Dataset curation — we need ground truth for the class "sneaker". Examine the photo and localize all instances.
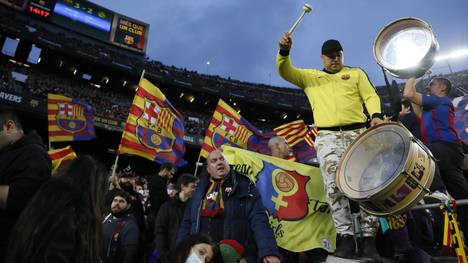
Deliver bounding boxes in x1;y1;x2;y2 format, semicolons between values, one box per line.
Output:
424;190;450;204
334;234;356;259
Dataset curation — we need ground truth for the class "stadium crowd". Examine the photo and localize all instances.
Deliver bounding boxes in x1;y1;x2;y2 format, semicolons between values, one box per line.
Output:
2;5;468;263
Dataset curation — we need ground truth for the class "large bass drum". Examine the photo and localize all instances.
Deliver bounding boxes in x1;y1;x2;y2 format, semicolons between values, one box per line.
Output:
336;123;435;216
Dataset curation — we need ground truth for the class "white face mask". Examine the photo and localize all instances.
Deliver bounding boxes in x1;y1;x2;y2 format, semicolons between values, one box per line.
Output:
185;252;203;263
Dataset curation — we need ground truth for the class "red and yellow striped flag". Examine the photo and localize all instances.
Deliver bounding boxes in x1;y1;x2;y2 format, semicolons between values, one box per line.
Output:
274;120;314;146
48;146;77;171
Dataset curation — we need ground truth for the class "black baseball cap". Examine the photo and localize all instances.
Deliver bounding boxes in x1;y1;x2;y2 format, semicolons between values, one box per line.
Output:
321;39;343;55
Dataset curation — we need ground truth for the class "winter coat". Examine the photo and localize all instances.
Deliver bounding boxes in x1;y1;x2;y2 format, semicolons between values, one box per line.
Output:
154;194;187;263
177;170;279;263
0;130;51;256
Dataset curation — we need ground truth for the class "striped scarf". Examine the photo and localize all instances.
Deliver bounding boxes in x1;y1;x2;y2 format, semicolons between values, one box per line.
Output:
200;177;227;217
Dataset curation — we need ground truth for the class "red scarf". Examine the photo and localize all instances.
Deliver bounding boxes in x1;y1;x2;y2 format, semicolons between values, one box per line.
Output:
200;177;227;217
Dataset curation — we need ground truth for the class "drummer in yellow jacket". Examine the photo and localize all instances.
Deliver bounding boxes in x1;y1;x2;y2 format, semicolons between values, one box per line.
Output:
276;32;384;261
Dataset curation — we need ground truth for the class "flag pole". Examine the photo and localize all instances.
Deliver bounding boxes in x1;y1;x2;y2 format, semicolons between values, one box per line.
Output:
194;153;203;177
48;141;53;150
139;69;146;83
111;153;120;177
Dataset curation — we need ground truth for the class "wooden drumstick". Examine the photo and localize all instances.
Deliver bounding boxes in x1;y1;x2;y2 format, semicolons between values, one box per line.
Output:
288;4;313;35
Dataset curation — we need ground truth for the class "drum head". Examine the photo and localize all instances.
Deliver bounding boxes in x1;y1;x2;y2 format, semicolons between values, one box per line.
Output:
374;17;438;78
338;123;412;199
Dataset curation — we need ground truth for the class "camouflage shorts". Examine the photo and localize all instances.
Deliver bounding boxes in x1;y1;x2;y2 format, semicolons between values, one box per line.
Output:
315;129;378;237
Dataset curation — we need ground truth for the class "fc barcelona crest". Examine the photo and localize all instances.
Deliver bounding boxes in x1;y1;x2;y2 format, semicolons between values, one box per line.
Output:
56;102;86;133
212;114;253;148
136;98;176;152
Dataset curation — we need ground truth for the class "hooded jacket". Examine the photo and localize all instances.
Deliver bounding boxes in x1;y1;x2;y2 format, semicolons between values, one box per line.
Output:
0;130;51;255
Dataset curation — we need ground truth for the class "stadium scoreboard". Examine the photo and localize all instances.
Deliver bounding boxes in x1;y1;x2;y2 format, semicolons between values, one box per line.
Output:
3;0;149;54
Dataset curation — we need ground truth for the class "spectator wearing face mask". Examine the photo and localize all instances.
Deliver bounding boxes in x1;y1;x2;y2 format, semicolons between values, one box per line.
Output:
169;233;216;263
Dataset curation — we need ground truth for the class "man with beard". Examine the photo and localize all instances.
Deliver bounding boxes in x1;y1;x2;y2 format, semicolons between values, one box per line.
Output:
118;172;146;233
103;191;140;263
0;107;51;259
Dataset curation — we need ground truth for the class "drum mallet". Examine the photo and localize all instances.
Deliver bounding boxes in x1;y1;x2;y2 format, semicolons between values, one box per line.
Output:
288;4;313;35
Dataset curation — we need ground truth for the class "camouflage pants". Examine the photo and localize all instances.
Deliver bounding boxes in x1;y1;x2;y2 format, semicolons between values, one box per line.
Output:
315;129;379;237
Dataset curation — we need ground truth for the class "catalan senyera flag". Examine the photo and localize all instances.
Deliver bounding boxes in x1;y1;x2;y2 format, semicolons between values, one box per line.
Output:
221;145;336;252
48;146;77;170
118;78;187;166
274;120;317;163
200;99;273;158
48;94;96;142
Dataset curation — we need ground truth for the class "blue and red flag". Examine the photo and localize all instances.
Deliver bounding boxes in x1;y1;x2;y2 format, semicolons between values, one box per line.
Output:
454;95;468;145
48;94;96;142
118;78;187;166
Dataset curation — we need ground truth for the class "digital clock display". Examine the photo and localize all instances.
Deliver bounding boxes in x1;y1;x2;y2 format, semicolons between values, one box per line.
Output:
26;0;55;19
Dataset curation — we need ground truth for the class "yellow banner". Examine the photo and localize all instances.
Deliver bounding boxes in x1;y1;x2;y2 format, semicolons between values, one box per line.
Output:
221;145;336;252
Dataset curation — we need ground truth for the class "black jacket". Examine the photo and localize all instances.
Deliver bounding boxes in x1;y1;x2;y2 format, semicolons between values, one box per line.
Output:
103;213;140;263
148;175;168;217
154;194;187;263
0;131;51;255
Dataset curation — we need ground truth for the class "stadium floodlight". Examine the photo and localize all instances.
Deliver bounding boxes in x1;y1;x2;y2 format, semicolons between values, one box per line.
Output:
435;48;468;61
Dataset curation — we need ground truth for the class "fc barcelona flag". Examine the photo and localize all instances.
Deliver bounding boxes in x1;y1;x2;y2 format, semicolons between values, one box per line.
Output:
118;78;187;166
221;145;336;252
200;99;273;158
454;95;468;145
274;120;317;163
48;94;96;142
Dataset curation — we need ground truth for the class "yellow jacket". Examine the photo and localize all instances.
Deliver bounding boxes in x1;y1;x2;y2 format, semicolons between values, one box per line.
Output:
276;53;382;128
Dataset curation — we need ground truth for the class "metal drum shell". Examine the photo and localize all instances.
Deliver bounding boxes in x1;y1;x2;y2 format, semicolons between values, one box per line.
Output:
373;17;439;79
336;123;435;216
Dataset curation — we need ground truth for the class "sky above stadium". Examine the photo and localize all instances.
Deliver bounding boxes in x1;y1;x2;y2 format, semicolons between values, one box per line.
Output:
93;0;468;88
